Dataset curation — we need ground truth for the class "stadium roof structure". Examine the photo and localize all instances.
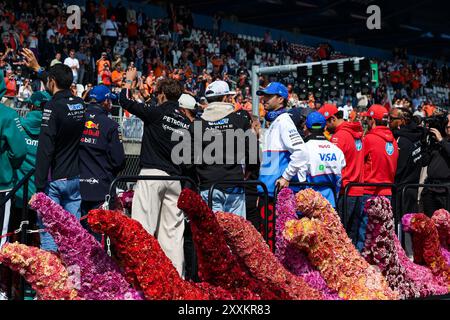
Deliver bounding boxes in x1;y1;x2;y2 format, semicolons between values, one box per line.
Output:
165;0;450;60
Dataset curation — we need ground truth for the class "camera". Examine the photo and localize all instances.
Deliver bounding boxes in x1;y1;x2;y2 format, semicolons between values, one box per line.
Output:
424;112;449;147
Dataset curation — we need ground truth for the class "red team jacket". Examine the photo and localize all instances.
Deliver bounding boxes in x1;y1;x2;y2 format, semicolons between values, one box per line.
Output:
331;122;365;196
363;126;399;195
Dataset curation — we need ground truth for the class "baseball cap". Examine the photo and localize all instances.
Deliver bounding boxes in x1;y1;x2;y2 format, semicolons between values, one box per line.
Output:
205;80;236;98
256;82;288;99
89;85;117;103
306;111;326;129
178;94;197;110
367;104;388;120
25;91;52;108
318;103;339;120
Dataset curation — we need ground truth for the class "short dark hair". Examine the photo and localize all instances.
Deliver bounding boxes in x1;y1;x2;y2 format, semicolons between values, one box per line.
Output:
334;110;344;120
47;64;73;90
156;78;182;101
374;119;389;126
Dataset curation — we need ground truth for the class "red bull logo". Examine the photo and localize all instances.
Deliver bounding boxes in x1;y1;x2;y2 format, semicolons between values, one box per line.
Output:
85;121;99;130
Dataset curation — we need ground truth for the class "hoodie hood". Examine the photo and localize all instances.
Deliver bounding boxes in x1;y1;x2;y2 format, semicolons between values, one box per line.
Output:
20;111;42;138
393;121;424;143
201;102;235;122
369;126;395;142
0;69;6;100
335;121;363;139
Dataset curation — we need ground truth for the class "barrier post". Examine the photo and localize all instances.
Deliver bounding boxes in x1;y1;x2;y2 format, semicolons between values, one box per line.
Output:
107;175;199;282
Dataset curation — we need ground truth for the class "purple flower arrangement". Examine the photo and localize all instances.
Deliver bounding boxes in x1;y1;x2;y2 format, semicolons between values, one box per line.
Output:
275;188;340;300
29;193;143;300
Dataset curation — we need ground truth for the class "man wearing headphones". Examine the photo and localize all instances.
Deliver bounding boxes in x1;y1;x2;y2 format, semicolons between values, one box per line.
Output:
257;82;307;197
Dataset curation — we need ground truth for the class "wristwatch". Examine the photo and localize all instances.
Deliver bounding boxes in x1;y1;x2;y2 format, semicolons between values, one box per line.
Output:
37;66;45;76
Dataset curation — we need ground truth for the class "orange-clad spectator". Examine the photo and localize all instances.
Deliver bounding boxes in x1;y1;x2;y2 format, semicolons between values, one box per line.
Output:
98;0;108;21
259;102;266;118
111;67;124;87
100;64;112;86
349;109;357;122
97;52;111;74
423;102;436;117
127;18;139;41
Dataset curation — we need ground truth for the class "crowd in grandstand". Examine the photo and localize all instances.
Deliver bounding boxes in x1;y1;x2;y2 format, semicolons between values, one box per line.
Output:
0;0;449;300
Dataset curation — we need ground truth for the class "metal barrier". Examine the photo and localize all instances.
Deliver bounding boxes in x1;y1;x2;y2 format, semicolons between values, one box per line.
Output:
108;175;198;208
207;180;270;246
272;182;337;250
342;182;396;233
108;175;199;281
398;183;450;247
0;169;34;300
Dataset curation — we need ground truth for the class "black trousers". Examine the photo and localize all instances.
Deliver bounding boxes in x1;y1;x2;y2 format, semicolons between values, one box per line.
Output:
421;188;450;217
80;200;104;242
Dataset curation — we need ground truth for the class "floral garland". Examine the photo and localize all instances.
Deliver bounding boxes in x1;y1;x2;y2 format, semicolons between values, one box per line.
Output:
393;236;448;296
0;242;79;300
289;189;398;300
432;209;450;250
87;208;235;300
177;188;284;300
402;213;450;288
284;217;397;300
362;196;421;299
29;193;142;300
274;188;340;299
215;211;323;300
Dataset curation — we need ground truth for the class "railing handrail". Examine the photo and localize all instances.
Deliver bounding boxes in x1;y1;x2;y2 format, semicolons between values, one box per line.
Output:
0;169;35;207
207;180;271;248
108;175;198;209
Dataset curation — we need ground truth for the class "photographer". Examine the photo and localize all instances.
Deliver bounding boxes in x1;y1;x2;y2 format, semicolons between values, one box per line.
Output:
421;113;450;216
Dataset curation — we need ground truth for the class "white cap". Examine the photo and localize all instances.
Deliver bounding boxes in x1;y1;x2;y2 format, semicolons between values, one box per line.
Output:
205;80;236;98
178;94;197;110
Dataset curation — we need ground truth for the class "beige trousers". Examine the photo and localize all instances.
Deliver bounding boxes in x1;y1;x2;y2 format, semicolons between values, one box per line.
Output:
132;168;185;277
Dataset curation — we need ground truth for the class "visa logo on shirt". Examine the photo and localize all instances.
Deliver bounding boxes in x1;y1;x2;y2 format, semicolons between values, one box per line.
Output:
319;153;337;161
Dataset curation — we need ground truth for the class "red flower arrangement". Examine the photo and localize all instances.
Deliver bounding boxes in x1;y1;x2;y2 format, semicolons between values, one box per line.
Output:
289;189;398;300
88;209;235;300
215;212;323;300
0;243;79;300
177;188;286;300
402;213;450;288
432;209;450;250
362;196;421;299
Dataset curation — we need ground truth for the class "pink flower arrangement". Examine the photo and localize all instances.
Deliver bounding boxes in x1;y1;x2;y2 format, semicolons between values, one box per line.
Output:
362;196;421;299
0;242;79;300
402;213;450;288
88;208;236;300
215;211;323;300
29;193;142;300
432;209;450;250
287;189;398;300
393;237;448;296
274;188;339;299
177;188;285;300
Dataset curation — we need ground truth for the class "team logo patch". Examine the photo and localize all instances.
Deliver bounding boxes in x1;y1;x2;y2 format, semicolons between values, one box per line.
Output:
67;103;84;111
355;139;362;151
386;142;394;156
